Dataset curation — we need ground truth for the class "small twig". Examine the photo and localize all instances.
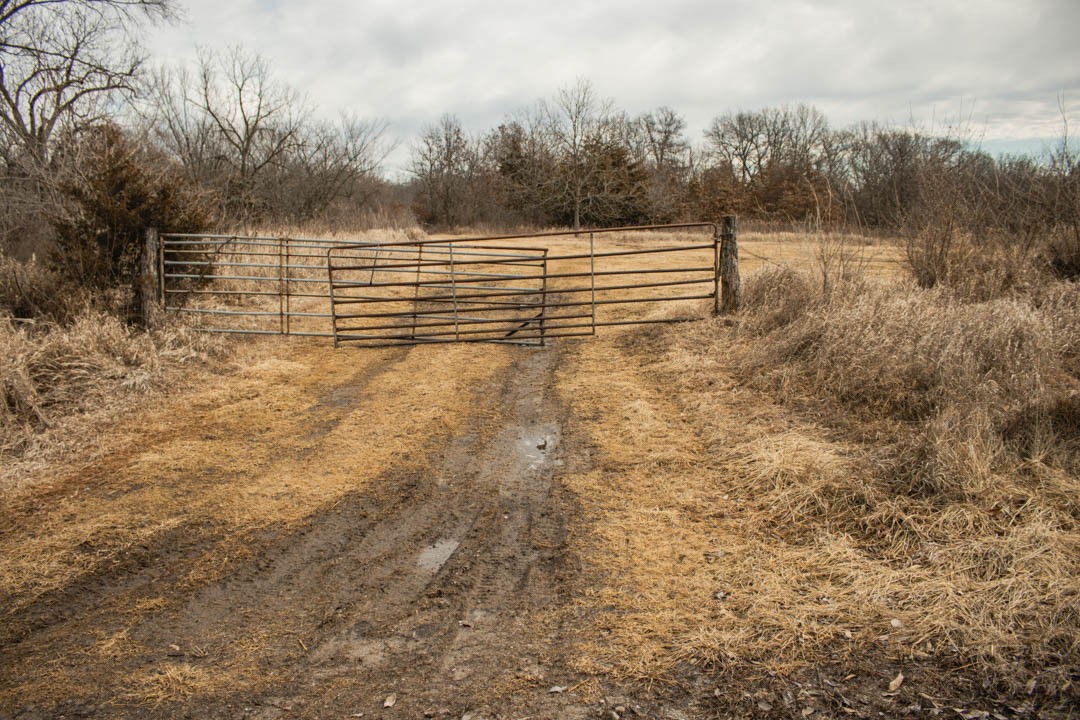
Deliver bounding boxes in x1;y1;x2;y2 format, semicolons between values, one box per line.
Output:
568;678;592;693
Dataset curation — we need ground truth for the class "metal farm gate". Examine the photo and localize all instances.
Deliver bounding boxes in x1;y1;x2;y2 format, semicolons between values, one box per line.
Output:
159;221;737;347
160;234;349;338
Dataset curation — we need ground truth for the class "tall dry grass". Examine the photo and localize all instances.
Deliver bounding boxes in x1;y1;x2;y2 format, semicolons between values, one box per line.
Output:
0;314;225;456
1;253;227;466
735;269;1080;491
672;261;1080;704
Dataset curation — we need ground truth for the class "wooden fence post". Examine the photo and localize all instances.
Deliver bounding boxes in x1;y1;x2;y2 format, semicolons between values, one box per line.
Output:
720;215;740;313
139;227;161;327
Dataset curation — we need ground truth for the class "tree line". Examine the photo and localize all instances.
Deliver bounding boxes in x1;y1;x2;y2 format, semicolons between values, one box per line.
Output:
0;0;396;319
409;81;1078;240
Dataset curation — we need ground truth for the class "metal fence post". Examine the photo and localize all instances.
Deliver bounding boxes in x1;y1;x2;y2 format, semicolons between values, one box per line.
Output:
410;244;424;340
284;237;291;336
589;231;596;334
448;242;460;341
540;249;548;346
327;246;341;347
278;237;286;334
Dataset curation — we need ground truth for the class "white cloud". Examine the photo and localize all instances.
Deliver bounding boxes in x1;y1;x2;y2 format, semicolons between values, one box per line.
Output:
149;0;1080;175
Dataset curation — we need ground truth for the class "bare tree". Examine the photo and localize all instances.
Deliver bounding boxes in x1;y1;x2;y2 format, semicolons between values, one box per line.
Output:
637;106;690;222
543;78;612;230
702;104;840;222
146;64;227;187
704;105;828;181
0;0;173;164
148;49;392;225
640;106;689;170
270;115;392;221
704;110;767;184
194;46;307;216
410;114;483;227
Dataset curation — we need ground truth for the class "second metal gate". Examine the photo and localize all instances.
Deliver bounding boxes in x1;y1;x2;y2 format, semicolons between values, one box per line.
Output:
326;223;722;348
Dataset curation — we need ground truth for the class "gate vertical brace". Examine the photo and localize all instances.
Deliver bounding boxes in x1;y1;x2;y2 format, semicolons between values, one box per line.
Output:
410;244;424;340
540;249;548;347
326;247;340;347
368;247;380;285
284;237;291;335
278;237;286;334
449;243;460;341
720;215;740;314
589;231;596;335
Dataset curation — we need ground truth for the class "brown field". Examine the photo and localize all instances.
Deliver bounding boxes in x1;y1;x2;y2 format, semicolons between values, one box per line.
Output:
1;229;1075;719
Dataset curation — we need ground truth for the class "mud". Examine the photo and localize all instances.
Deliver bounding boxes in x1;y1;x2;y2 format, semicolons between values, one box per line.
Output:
0;344;683;719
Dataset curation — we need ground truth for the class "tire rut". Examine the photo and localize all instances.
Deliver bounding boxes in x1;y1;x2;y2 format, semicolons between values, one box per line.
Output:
0;348;411;648
3;344;589;720
237;345;577;719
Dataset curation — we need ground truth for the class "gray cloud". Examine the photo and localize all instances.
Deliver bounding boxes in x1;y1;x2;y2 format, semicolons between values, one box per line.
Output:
149;0;1080;174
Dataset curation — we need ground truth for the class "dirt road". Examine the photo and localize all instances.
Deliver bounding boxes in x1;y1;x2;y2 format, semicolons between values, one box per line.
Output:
3;307;1065;719
0;332;710;719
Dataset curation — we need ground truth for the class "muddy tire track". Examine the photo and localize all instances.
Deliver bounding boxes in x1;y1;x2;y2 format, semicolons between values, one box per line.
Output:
258;346;576;719
1;345;602;720
0;349;412;651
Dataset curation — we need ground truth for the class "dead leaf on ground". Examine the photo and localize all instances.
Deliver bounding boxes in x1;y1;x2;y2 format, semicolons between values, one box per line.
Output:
889;672;905;692
383;694;396;708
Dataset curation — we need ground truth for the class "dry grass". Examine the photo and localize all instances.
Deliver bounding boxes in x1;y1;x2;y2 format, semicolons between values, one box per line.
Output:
124;662;220;705
1;247;233;472
0;313;226;465
0;253;91;323
554;239;1079;712
0;337;513;709
740;230;904;280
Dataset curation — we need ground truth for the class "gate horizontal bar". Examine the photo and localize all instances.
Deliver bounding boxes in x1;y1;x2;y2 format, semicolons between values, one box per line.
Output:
331;275;711;306
327;222;717;251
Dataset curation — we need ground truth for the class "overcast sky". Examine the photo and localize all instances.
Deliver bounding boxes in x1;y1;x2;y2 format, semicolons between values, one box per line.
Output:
148;0;1080;177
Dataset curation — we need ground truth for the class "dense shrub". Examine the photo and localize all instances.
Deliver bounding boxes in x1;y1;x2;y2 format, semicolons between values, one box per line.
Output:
47;123;211;322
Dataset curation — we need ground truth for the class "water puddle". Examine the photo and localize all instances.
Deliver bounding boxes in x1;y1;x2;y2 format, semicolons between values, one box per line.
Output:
417;538;460;572
517;423;559;470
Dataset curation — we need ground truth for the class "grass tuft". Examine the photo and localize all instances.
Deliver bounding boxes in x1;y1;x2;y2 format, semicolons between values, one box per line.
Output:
0;311;226;462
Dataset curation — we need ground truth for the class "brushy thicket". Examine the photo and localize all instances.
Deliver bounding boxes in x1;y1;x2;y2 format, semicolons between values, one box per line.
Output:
711;246;1080;702
0;253;225;459
0;121;229;461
